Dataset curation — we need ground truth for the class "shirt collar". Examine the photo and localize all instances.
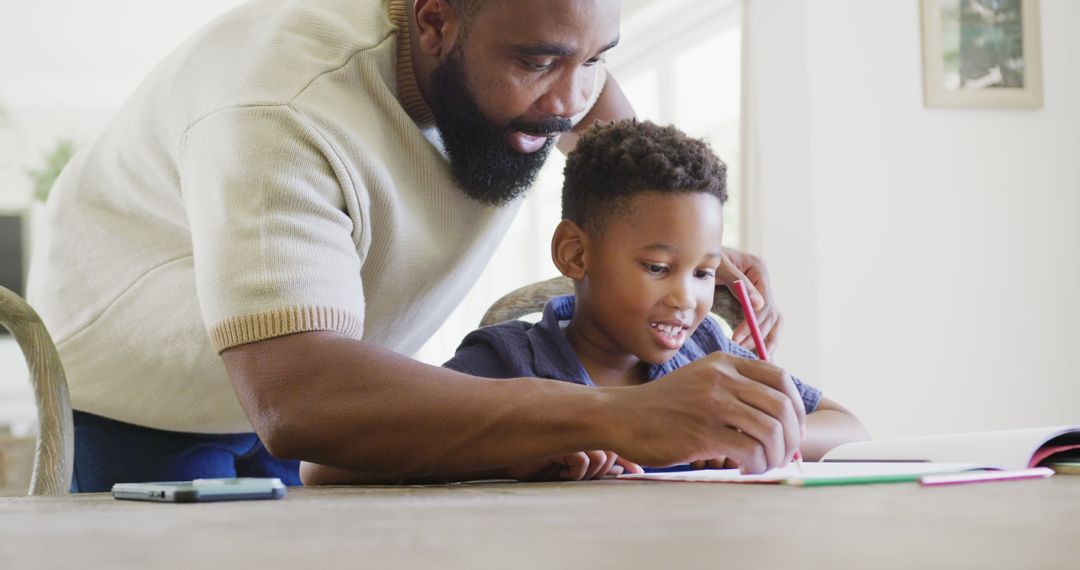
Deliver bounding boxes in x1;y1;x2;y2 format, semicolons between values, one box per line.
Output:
530;295;594;386
387;0;436;126
532;294;713;385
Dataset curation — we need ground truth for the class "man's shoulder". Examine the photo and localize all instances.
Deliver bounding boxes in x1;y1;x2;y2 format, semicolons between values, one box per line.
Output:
166;0;398;128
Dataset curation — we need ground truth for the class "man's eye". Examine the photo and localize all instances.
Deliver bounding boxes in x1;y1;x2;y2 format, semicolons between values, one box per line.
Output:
523;59;555;71
585;56;605;66
643;263;668;275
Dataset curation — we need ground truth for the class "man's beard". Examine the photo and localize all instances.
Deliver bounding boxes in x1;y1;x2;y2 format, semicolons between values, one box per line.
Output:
429;47;571;207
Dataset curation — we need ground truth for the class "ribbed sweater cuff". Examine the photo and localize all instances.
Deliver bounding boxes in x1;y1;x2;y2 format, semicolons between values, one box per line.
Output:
209;306;363;352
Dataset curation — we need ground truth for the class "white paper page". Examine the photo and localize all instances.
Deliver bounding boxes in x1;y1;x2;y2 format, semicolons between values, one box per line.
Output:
820;426;1079;470
617;462;989;484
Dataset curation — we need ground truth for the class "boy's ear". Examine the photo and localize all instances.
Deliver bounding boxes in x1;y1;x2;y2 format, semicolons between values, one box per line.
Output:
413;0;462;58
551;220;589;281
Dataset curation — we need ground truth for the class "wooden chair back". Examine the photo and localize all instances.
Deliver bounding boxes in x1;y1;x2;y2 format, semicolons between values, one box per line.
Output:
480;275;743;328
0;285;72;495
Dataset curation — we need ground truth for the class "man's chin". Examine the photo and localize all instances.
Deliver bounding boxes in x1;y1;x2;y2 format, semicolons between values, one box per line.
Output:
437;123;559;206
450;140;555;206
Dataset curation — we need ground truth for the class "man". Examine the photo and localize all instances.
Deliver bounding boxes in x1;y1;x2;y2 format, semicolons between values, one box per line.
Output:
29;0;798;491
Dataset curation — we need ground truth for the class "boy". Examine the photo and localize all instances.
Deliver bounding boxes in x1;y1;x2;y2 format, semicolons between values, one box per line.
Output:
443;120;868;479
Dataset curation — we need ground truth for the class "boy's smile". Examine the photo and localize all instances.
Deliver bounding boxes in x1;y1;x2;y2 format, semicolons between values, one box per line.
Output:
563;191;725;386
649;319;691;350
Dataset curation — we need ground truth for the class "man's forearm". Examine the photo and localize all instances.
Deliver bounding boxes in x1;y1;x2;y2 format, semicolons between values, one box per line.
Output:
223;332;618;479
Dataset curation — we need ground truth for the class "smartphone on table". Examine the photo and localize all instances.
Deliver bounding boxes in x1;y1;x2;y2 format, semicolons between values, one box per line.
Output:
112;477;286;503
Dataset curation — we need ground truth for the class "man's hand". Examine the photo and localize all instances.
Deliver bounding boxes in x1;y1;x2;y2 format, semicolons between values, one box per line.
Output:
611;352;806;474
716;247;784;354
507;451;643;481
689;457;738;470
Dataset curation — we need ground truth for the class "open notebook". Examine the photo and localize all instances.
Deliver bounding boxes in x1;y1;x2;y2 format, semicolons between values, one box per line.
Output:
618;425;1079;486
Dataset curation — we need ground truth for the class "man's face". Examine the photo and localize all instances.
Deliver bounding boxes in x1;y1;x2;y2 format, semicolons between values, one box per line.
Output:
578;192;725;365
429;0;621;206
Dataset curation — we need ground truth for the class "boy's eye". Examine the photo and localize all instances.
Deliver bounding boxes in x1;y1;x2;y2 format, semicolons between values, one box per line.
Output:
643;263;668;275
695;269;717;280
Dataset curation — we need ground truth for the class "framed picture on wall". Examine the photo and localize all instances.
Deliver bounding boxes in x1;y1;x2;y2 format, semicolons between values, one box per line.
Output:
920;0;1043;108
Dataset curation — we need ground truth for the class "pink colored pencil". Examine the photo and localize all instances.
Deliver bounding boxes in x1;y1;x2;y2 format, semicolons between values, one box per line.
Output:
731;280;770;362
731;280;801;466
919;467;1054;487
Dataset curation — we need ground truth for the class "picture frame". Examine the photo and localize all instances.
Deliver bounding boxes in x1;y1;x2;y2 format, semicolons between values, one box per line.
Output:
920;0;1043;108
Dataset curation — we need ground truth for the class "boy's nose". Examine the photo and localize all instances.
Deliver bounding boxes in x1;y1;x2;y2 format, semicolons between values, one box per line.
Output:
663;280;697;311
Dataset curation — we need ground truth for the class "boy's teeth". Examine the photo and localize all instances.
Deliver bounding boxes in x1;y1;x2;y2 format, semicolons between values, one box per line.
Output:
652;323;682;337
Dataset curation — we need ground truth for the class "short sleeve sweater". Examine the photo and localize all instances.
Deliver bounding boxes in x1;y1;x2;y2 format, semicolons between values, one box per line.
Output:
26;0;606;433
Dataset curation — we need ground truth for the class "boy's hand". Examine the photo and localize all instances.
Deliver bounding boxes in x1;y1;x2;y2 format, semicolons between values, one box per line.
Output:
610;352;805;474
716;247;784;354
506;451;643;481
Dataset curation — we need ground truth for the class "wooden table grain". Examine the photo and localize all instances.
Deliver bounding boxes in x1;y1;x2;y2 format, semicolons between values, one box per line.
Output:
2;477;1077;569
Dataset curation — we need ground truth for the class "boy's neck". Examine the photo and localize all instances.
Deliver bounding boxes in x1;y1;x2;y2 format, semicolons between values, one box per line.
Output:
563;310;649;388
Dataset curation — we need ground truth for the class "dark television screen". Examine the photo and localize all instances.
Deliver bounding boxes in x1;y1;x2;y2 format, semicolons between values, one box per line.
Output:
0;213;25;336
0;213;25;298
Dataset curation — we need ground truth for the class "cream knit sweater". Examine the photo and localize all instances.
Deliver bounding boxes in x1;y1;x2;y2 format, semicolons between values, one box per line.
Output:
27;0;601;433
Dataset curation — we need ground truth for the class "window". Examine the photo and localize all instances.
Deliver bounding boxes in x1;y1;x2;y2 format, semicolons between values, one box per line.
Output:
612;0;744;249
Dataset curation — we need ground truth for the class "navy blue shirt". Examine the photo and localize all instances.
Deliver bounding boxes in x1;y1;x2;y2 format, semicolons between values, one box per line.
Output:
444;295;821;413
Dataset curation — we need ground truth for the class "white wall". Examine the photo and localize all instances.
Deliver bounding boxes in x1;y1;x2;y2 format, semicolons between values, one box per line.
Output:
0;1;250;209
749;0;1080;438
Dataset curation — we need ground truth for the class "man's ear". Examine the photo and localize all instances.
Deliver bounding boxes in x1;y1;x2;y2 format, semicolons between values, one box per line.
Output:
413;0;462;58
551;220;589;281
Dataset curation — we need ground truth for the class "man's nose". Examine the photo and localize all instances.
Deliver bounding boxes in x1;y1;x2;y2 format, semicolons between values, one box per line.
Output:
534;66;593;119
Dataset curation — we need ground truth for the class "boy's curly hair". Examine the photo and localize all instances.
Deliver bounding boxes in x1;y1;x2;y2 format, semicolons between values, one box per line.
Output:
562;119;727;234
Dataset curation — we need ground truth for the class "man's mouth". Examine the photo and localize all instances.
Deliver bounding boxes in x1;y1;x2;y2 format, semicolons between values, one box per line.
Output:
507;130;557;154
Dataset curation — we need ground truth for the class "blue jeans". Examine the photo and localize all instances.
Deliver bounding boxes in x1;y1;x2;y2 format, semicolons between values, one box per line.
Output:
72;410;301;493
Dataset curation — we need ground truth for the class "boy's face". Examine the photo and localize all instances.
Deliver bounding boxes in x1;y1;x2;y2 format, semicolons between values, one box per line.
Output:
578;192;725;365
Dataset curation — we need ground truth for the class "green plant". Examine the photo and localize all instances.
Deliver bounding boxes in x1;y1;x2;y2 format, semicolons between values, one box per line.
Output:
26;139;77;202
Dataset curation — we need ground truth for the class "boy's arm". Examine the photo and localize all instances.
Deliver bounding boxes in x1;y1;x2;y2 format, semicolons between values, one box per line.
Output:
801;397;870;461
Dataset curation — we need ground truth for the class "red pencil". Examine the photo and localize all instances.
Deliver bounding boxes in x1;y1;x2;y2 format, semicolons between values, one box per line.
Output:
730;280;803;468
731;280;770;362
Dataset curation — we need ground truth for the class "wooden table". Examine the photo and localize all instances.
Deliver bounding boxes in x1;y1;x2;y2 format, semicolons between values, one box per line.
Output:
2;477;1077;569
